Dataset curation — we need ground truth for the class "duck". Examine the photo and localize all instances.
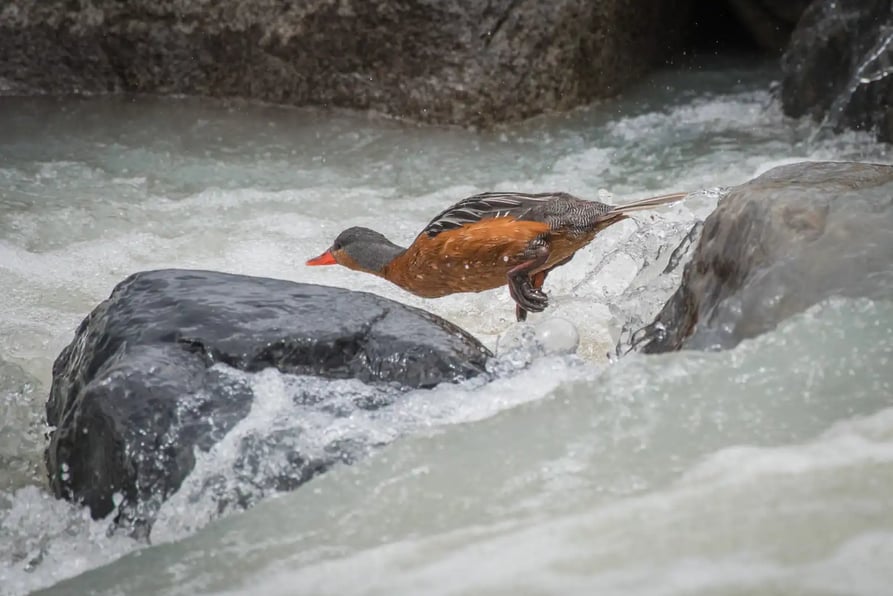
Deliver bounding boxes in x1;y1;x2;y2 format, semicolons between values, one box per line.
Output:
307;190;687;321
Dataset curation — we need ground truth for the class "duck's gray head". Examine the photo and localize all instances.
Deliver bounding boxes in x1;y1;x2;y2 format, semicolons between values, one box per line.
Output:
306;226;405;274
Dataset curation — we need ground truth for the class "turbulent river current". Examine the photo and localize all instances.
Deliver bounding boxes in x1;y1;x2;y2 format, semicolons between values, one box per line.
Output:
1;62;891;595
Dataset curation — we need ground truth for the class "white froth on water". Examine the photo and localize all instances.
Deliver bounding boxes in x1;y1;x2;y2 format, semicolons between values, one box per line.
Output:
1;62;892;594
0;486;139;596
149;353;590;545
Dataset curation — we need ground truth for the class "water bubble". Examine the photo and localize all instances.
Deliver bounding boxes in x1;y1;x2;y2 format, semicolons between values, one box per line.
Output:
534;318;580;355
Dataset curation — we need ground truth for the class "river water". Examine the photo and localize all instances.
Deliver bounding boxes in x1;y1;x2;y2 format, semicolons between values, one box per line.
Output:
1;62;891;595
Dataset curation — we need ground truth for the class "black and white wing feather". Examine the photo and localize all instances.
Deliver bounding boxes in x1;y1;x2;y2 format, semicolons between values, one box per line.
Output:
421;192;570;237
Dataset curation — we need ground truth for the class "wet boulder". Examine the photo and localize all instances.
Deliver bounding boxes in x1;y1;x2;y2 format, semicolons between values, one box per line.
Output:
45;269;490;532
780;0;893;143
642;161;893;352
0;0;691;127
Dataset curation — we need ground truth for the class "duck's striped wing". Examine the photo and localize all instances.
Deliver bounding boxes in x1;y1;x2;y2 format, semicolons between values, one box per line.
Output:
421;192;567;238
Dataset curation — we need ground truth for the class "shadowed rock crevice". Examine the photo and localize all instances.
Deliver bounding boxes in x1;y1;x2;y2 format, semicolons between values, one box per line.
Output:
685;0;810;55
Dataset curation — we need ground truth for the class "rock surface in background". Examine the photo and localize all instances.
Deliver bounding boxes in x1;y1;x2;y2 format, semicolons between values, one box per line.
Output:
642;161;893;352
0;0;692;127
781;0;893;142
45;269;490;531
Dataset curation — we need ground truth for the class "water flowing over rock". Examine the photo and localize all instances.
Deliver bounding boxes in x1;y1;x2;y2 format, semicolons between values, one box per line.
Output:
641;161;893;352
781;0;893;142
0;0;692;127
44;269;490;532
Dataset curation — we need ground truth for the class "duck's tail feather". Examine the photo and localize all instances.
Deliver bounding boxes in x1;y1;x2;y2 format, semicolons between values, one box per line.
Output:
607;191;688;215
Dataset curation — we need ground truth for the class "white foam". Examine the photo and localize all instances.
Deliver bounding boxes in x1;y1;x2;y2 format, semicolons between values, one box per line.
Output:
149;342;590;545
0;487;139;596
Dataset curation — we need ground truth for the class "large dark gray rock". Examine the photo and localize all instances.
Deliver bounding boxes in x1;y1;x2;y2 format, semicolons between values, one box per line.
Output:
45;269;490;532
641;161;893;352
0;0;692;127
781;0;893;143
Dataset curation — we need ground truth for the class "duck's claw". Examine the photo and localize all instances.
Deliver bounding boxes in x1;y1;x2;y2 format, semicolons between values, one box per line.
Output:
509;277;549;317
521;282;548;311
507;248;551;321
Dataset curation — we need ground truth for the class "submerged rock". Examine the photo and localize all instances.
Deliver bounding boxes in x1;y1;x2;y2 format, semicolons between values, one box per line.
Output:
45;269;490;531
642;161;893;352
0;0;691;127
781;0;893;143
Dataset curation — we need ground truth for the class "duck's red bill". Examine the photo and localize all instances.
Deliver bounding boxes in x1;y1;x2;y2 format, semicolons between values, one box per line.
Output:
306;250;337;266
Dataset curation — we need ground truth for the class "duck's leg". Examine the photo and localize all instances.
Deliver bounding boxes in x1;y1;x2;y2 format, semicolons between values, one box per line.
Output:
508;244;550;321
514;254;575;322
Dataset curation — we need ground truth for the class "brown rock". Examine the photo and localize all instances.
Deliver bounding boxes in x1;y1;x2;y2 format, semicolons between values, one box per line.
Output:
0;0;692;127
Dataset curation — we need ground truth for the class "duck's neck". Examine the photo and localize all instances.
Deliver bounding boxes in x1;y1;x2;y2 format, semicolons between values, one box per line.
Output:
354;238;407;276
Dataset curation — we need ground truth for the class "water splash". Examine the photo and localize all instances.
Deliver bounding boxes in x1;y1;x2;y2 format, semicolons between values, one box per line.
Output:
150;333;581;544
814;24;893;140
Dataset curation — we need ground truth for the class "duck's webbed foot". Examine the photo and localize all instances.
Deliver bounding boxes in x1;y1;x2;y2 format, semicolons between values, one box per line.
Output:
508;245;550;322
